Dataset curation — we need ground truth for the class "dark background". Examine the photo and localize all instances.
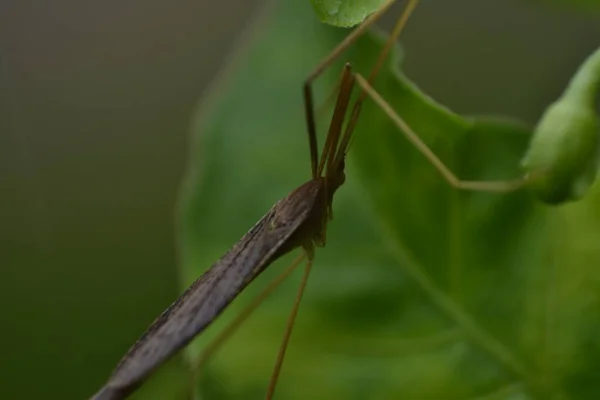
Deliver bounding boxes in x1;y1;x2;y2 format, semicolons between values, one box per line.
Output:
1;0;599;398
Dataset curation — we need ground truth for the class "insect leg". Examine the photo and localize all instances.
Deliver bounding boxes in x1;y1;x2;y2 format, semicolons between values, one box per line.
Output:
188;253;307;394
354;73;529;193
265;245;315;400
304;0;423;178
334;0;421;169
308;0;421;179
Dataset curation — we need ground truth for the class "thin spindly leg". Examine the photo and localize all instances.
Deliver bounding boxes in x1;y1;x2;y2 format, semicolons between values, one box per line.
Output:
315;66;346;121
265;246;315;400
304;0;421;178
316;0;420;123
312;64;356;226
337;0;420;164
320;63;355;179
354;73;529;192
188;253;307;394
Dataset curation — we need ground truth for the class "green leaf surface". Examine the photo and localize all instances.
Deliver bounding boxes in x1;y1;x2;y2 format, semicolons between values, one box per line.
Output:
177;0;600;399
310;0;386;27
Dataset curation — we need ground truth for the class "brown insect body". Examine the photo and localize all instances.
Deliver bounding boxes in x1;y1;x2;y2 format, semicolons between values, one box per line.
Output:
275;169;346;256
92;32;357;398
91;169;346;400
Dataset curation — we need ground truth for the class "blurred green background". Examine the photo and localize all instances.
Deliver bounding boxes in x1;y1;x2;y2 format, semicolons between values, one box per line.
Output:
1;0;600;399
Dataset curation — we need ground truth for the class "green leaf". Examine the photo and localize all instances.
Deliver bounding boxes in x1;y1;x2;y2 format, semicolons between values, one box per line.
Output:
350;29;600;398
178;0;600;399
309;0;386;27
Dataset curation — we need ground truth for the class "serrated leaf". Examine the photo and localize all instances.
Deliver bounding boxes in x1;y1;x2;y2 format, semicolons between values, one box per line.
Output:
177;0;600;399
310;0;386;27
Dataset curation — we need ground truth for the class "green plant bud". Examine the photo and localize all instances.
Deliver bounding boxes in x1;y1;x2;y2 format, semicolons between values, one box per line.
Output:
522;47;600;204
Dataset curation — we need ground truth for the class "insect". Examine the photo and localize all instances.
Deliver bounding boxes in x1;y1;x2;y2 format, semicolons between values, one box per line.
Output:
90;1;419;398
91;0;599;398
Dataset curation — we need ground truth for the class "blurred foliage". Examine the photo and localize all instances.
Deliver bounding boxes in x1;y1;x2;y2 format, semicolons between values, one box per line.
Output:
537;0;600;13
310;0;387;27
174;0;600;399
311;0;600;29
